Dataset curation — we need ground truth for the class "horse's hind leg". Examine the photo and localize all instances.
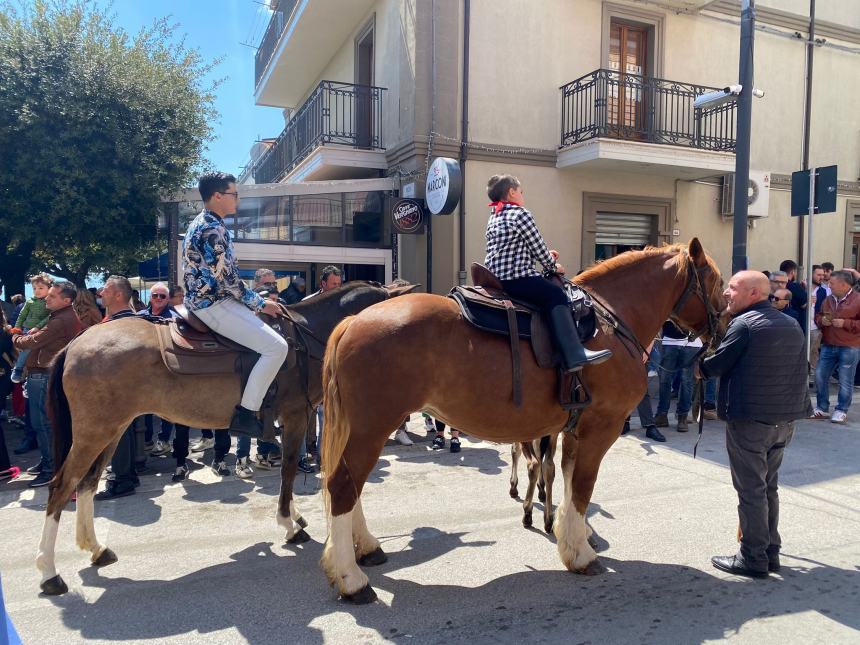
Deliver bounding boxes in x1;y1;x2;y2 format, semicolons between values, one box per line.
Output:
353;498;386;566
509;443;521;498
76;444;119;567
321;433;390;603
521;441;540;529
38;441;110;595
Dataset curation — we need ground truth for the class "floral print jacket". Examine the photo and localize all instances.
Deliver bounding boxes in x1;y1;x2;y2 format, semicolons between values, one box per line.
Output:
182;210;265;312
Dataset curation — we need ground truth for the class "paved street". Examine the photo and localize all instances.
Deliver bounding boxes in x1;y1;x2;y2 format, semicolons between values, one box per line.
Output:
2;397;859;644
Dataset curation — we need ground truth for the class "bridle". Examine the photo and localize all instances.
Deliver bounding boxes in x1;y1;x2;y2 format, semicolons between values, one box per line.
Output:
669;254;723;350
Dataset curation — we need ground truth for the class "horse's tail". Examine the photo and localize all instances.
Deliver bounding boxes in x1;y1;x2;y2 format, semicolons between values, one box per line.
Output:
321;315;357;511
47;346;73;473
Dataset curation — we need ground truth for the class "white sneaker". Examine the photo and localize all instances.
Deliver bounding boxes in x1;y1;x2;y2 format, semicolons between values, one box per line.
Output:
394;429;413;446
190;437;215;452
811;407;829;420
423;416;436;432
234;457;254;479
830;410;847;424
151;439;171;456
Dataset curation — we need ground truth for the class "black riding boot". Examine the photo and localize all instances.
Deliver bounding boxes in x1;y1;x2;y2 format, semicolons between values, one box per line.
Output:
229;405;263;438
548;305;613;371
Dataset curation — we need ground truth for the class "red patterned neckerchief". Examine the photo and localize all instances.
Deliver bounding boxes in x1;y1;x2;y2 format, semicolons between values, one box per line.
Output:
487;201;519;215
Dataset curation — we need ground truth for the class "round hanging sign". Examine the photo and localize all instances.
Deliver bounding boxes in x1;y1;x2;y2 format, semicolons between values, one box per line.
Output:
391;198;426;234
425;157;462;215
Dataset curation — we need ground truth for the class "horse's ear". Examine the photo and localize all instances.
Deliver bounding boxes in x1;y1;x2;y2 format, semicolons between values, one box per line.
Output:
384;282;421;297
688;238;707;267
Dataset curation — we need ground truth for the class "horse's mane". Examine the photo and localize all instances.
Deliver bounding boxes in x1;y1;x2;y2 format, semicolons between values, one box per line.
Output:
576;244;692;283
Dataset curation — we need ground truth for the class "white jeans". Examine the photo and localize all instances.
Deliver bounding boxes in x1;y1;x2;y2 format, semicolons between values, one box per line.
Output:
194;298;289;410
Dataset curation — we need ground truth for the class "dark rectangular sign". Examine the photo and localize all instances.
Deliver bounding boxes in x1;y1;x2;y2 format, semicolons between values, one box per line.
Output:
791;165;838;216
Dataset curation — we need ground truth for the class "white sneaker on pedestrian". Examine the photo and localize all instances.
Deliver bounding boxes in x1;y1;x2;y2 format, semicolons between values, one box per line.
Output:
830;410;847;424
151;439;171;456
190;437;215;452
394;429;413;446
423;416;435;433
811;407;829;420
234;457;254;479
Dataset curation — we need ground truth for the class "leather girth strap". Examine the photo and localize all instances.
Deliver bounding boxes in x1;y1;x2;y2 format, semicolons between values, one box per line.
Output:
502;298;523;408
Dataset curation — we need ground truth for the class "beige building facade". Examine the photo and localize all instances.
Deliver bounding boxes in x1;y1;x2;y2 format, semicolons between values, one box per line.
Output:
253;0;860;292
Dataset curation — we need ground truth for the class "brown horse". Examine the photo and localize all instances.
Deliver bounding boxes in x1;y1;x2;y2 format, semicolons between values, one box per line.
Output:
35;281;415;596
319;239;725;603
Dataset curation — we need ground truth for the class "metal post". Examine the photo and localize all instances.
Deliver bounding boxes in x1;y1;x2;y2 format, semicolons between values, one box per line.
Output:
802;0;816;369
167;202;179;289
732;0;755;274
806;168;816;365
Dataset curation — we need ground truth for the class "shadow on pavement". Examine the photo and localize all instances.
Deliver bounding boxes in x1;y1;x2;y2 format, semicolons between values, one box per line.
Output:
51;533;860;644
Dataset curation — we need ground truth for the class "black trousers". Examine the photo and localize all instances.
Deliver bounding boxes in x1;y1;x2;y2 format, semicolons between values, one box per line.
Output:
107;425;139;492
726;419;794;570
500;275;567;314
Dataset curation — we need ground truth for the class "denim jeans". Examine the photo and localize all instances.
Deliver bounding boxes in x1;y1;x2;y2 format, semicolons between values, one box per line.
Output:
657;345;698;418
815;344;860;412
26;373;52;474
705;377;717;407
237;434;251;460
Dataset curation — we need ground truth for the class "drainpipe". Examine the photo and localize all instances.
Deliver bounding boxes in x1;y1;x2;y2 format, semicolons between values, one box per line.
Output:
458;0;470;286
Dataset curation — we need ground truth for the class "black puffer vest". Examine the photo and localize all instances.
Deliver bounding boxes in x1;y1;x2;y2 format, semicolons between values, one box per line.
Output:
717;302;812;423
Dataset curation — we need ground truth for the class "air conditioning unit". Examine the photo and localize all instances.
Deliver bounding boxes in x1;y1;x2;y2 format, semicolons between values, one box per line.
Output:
720;171;770;218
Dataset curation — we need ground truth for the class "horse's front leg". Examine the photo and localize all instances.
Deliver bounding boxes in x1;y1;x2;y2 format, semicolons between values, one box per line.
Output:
555;421;614;575
277;410;312;544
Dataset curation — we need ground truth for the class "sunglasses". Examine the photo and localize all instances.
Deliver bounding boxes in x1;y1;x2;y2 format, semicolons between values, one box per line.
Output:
151;293;168;299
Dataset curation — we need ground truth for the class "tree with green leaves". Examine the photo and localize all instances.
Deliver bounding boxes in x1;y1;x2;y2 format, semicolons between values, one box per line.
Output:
0;0;217;294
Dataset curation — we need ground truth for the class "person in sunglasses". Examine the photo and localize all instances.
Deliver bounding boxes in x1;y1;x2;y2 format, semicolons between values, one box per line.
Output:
140;283;175;319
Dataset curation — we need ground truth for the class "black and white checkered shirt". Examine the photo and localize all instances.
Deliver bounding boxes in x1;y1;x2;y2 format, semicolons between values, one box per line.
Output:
484;204;557;280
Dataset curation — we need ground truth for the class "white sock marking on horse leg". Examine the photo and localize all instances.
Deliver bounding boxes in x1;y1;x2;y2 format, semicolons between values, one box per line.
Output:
278;500;298;539
36;515;60;583
352;499;379;558
321;511;368;596
75;489;105;559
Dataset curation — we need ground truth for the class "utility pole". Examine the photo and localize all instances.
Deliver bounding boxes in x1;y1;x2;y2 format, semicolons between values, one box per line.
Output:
732;0;756;274
802;0;816;364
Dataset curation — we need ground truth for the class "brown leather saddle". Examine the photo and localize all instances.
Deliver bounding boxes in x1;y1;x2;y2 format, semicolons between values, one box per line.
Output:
449;264;594;415
155;304;296;377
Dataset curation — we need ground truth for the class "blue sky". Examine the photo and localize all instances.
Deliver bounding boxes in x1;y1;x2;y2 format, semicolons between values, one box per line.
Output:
111;0;285;176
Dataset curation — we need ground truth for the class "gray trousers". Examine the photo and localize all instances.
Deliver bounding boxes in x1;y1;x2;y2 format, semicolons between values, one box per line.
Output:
725;419;794;569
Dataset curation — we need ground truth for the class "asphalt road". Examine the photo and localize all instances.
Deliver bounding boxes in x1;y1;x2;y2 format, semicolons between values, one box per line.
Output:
1;402;858;644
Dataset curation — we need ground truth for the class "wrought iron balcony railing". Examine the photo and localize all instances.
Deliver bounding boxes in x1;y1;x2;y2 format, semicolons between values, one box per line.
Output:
253;80;386;184
255;0;299;88
560;69;736;152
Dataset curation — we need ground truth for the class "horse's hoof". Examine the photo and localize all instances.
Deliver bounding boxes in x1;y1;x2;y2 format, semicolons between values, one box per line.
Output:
357;546;388;567
296;516;308;529
538;489;547;503
522;513;533;528
91;547;118;567
287;529;311;544
341;583;377;604
509;486;518;499
544;516;555;534
40;575;68;596
577;559;607;576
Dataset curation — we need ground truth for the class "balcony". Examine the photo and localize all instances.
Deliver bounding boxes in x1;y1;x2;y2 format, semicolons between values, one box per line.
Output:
254;0;376;107
253;80;386;184
558;69;737;179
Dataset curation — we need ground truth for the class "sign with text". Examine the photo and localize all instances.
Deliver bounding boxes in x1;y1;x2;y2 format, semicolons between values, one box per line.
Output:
425;157;462;215
391;198;426;234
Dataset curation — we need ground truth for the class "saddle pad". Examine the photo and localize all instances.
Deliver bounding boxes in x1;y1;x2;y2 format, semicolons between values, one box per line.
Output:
450;287;557;369
156;322;247;376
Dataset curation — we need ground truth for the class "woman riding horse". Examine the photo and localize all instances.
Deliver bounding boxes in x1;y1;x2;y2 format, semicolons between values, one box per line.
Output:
484;174;611;372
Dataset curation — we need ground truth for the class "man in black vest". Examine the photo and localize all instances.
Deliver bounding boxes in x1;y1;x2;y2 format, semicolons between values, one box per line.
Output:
699;271;811;578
